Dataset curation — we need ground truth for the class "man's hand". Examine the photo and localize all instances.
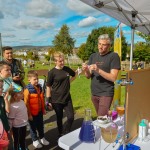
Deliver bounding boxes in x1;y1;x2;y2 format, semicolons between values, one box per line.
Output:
82;63;89;71
13;75;21;81
89;64;99;72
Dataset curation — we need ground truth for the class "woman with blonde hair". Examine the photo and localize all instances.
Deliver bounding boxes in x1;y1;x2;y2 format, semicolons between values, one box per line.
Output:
46;52;76;138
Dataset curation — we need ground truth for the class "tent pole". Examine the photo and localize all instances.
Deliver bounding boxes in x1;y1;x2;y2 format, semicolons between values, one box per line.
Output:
129;28;134;70
129;11;137;71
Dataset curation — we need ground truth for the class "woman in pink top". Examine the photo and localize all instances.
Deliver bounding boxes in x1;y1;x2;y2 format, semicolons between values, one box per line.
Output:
8;89;28;150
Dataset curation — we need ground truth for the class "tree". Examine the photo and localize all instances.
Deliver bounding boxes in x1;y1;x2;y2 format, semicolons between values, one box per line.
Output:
133;42;150;63
136;32;150;44
133;32;150;63
52;24;75;55
26;51;39;61
77;43;88;62
44;47;56;61
84;26;128;61
121;34;128;60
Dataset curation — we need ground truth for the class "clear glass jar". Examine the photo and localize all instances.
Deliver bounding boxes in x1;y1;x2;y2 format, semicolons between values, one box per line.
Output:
101;121;118;143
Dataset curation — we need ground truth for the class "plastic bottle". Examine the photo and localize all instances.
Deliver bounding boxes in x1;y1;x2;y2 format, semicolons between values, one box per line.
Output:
142;119;149;136
79;108;95;143
138;120;147;141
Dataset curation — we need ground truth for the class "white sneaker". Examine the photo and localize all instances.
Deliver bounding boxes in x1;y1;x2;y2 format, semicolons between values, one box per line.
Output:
40;137;49;145
33;140;43;148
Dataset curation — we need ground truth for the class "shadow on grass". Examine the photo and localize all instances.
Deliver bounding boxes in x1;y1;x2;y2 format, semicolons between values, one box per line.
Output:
74;106;83;111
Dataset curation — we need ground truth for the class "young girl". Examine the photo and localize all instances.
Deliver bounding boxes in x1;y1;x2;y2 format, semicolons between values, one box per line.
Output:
0;79;10;150
8;89;28;150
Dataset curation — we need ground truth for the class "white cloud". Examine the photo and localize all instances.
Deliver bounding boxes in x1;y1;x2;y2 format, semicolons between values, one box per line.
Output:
1;0;139;47
67;0;100;16
20;38;30;41
1;33;16;38
15;20;54;30
26;0;60;18
54;28;61;32
0;11;4;19
73;31;90;38
78;16;98;27
103;17;111;22
2;28;15;32
123;30;131;35
120;23;127;27
0;0;21;18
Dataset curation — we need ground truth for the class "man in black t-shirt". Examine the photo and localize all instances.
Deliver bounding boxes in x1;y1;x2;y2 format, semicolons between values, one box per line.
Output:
46;52;76;137
82;34;121;116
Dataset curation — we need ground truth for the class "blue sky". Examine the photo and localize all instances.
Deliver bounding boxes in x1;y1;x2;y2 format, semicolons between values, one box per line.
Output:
0;0;145;47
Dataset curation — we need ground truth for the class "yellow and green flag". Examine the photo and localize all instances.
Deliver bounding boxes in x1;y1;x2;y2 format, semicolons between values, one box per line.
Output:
113;23;122;108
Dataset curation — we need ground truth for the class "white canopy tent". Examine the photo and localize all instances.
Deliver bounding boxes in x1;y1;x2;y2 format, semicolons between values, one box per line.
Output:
80;0;150;70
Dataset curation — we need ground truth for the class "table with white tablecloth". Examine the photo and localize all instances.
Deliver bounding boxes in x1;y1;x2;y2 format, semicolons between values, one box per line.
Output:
58;120;150;150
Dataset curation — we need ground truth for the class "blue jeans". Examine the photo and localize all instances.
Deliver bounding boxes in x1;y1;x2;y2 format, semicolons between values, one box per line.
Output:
28;111;44;141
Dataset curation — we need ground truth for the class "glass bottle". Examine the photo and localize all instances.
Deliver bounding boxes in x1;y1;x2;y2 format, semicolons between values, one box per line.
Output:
79;108;95;143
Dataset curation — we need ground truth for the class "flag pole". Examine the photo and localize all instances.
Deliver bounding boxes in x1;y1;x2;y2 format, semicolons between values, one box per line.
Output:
0;33;3;61
113;23;122;107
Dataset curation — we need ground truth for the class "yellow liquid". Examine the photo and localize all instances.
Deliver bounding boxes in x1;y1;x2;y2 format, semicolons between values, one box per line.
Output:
101;127;118;143
116;107;125;116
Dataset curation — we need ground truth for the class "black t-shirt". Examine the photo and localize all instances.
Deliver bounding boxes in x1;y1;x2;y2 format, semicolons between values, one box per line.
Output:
46;66;75;104
88;51;121;96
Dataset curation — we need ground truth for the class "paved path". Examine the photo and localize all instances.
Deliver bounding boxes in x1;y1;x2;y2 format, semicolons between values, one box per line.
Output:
26;110;83;150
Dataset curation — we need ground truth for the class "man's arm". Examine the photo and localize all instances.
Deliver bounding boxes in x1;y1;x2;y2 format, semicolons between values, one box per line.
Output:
97;68;119;82
90;64;119;82
82;63;91;79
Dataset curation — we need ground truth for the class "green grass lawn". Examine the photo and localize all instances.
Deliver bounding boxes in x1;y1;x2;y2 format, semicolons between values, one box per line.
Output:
71;75;126;118
23;62;126;118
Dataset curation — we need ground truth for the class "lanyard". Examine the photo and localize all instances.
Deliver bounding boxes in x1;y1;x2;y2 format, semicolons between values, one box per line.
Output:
3;78;12;86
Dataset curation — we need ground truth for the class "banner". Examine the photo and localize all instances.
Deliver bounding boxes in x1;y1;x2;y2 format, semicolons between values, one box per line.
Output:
113;23;122;108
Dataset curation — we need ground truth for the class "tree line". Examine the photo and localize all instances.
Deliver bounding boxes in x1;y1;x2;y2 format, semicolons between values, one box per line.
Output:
46;24;150;64
15;24;150;64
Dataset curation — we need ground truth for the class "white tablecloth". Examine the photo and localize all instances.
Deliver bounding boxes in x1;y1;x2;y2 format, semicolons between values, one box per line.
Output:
58;120;124;150
58;120;150;150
